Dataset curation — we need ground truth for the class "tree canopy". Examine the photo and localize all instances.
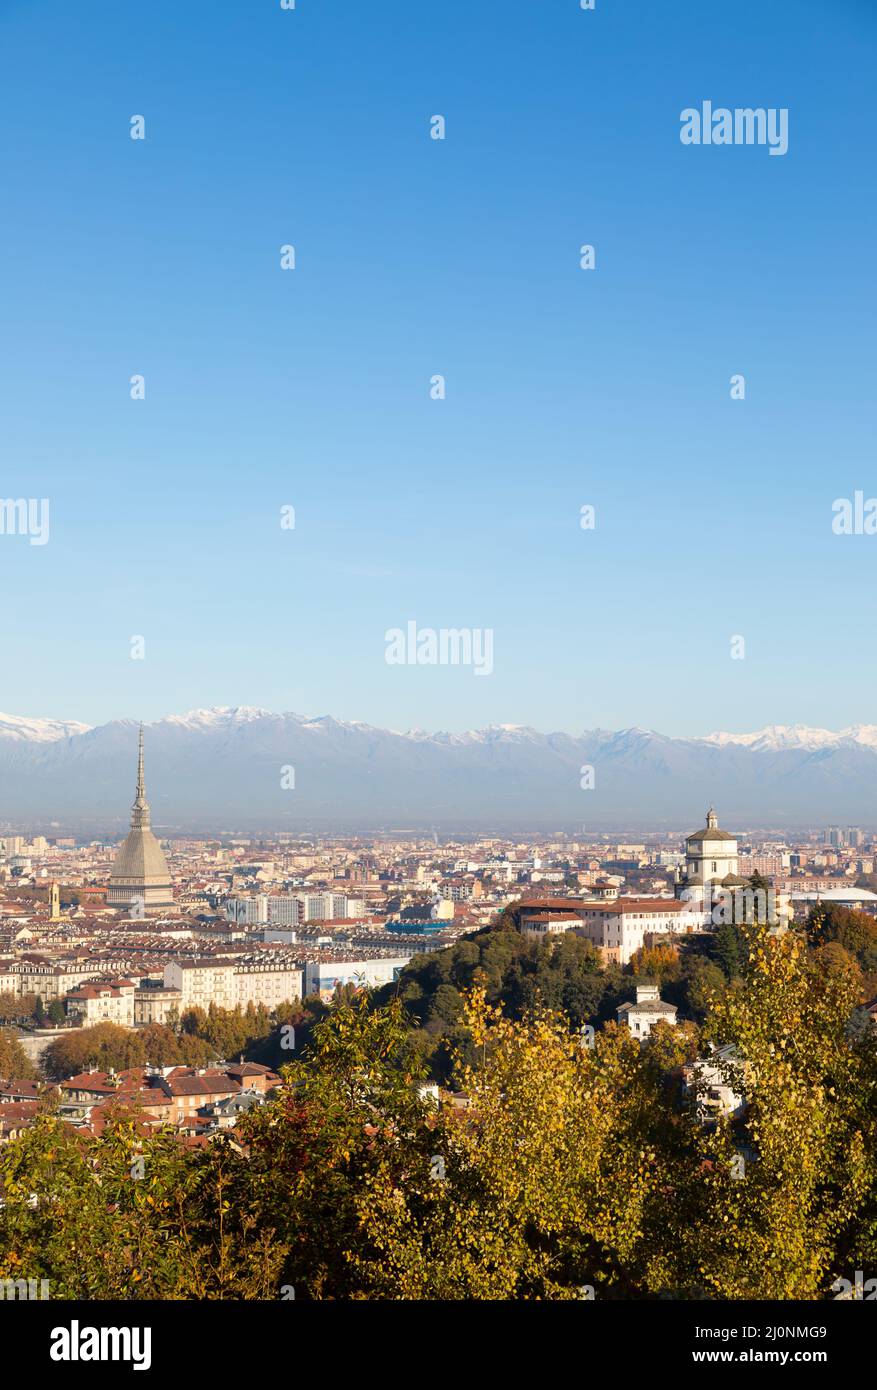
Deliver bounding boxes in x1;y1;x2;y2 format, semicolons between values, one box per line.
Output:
1;921;875;1300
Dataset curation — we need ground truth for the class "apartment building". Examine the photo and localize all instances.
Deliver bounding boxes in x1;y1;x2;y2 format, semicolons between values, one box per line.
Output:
163;959;236;1011
133;982;183;1026
519;910;584;942
225;896;296;927
66;979;136;1028
57;1063;283;1130
163;957;302;1012
233;961;302;1008
14;958;100;1002
739;853;790;876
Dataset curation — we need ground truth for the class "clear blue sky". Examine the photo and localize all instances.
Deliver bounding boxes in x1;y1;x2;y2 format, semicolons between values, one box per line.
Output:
1;0;874;736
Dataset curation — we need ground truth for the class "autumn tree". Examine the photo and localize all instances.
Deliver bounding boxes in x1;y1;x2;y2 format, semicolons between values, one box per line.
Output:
689;923;877;1298
808;903;877;974
342;993;704;1298
0;1028;37;1081
628;943;681;983
0;1102;283;1298
1;928;874;1302
42;1023;147;1080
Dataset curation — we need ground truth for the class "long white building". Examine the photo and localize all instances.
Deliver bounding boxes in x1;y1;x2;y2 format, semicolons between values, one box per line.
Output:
163;958;302;1012
224;894;366;927
519;897;696;966
302;956;410;999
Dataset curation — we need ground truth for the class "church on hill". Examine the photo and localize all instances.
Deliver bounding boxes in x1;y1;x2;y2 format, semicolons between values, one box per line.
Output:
675;807;748;919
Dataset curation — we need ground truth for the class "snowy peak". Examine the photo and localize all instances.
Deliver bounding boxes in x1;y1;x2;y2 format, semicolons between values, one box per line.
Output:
415;724;546;747
703;725;877;752
844;726;877;749
158;706;278;731
0;712;91;743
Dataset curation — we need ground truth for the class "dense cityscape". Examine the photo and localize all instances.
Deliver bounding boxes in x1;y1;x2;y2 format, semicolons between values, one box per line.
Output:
1;733;875;1154
1;747;875;1328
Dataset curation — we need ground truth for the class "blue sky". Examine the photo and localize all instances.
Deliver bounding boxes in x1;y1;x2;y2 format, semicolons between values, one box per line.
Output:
0;0;874;736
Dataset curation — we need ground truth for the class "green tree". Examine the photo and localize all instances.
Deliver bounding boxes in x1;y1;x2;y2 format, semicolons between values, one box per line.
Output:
711;920;746;980
681;955;728;1018
429;983;465;1025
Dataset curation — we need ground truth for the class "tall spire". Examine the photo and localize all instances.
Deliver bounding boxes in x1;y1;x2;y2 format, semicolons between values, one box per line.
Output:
131;723;150;829
109;719;172;912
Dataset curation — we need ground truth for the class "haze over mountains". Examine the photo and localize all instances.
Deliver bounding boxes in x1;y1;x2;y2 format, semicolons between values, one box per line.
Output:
0;707;874;833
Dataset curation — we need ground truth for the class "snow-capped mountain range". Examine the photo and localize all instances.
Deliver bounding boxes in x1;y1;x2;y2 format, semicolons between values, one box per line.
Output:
0;713;92;743
0;707;874;830
700;724;877;752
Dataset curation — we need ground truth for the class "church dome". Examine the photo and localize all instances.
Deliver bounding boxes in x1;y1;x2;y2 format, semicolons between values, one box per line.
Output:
686;807;737;843
111;826;171;885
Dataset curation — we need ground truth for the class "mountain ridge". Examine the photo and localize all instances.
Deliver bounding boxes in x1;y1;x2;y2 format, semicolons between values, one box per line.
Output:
0;708;874;831
3;707;877;752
